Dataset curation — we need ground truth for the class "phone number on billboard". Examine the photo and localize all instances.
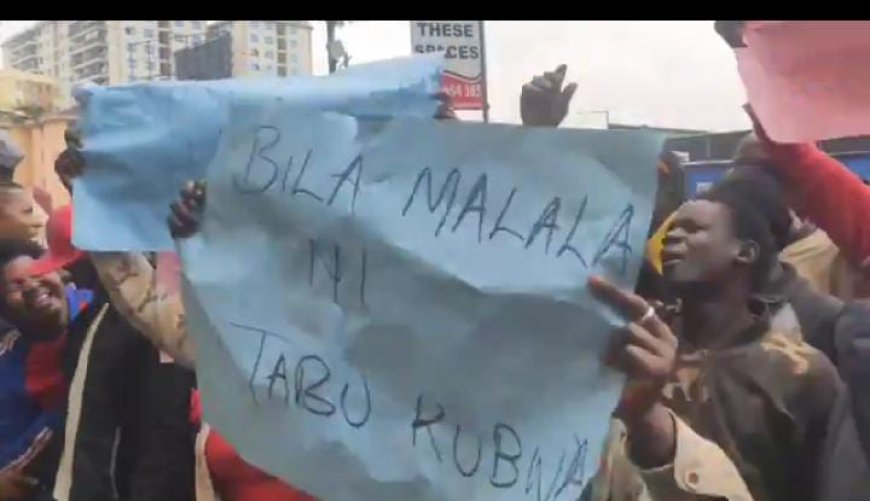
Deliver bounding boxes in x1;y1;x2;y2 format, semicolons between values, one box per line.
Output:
444;82;481;99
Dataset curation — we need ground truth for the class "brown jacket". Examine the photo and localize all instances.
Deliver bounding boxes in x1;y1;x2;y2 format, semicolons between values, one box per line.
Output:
590;310;841;501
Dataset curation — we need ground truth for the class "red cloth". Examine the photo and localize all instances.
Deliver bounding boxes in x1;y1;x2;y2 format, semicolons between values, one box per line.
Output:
190;390;315;501
755;121;870;264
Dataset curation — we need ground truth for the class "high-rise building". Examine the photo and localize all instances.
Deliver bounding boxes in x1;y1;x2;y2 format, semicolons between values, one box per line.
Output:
2;21;208;90
174;33;233;81
202;21;313;78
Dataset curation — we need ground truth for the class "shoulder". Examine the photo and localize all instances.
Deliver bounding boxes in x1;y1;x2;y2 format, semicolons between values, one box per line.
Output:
754;331;842;420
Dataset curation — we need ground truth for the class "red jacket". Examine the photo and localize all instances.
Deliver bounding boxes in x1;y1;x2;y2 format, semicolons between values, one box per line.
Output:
756;124;870;264
190;390;315;501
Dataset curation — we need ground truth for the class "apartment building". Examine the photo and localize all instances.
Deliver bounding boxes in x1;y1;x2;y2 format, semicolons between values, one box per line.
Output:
0;69;62;113
204;21;313;78
2;21;208;89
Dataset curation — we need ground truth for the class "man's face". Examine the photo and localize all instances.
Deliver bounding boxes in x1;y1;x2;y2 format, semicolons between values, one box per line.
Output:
0;190;43;242
1;255;67;331
661;199;744;289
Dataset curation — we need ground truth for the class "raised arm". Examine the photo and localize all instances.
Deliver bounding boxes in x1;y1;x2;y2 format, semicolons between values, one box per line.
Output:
89;251;194;368
749;109;870;265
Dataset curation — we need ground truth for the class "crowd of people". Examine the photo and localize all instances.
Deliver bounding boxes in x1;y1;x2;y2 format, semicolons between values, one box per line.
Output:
1;20;869;501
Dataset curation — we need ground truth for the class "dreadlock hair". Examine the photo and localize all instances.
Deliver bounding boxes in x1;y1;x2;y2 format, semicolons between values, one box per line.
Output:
697;183;778;293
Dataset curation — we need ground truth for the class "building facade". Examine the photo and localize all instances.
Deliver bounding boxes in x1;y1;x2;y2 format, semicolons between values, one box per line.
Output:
0;69;62;113
2;21;208;91
203;21;313;78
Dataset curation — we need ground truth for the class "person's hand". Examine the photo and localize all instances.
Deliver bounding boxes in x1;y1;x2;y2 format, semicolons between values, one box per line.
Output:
0;469;38;501
520;64;577;127
434;91;458;121
587;275;677;422
168;180;206;240
55;126;85;193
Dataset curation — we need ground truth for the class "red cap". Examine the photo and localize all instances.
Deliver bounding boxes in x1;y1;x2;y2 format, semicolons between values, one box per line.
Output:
30;204;85;276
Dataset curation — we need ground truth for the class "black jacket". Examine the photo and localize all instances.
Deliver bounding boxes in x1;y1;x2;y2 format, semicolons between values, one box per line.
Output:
43;283;194;501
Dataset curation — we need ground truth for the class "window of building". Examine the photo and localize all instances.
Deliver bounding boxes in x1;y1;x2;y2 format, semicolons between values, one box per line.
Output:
128;43;137;52
194;34;203;44
250;62;260;71
278;67;286;77
290;54;298;63
251;21;260;29
174;34;184;43
250;48;259;57
265;36;273;44
148;61;155;72
192;21;203;29
290;27;297;34
290;39;298;48
250;34;259;43
174;21;184;28
144;28;155;38
264;22;274;30
265;50;273;59
291;68;299;75
125;26;136;35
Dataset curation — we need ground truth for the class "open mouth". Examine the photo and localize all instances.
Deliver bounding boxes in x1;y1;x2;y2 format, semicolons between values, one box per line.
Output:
660;248;685;267
28;287;55;310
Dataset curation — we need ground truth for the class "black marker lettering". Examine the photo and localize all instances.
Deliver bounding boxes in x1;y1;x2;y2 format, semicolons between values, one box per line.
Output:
327;154;363;214
308;240;342;304
592;203;634;275
402;167;461;237
525;197;561;254
239;324;269;405
293;355;336;417
291;149;324;202
267;353;290;405
524;447;543;499
359;249;368;309
412;394;445;463
280;154;295;192
340;377;372;428
233;126;281;194
543;452;567;501
452;173;488;242
452;425;483;477
489;187;524;243
554;437;588;499
557;196;589;267
491;423;522;488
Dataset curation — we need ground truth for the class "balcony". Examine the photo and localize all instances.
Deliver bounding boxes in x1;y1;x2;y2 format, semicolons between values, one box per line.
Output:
68;21;105;38
71;47;107;69
75;60;107;80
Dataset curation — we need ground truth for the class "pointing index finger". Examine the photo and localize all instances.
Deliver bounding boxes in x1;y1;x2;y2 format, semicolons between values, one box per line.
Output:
587;275;649;322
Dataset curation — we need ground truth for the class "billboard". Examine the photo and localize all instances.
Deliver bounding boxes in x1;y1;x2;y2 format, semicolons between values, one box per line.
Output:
411;21;486;110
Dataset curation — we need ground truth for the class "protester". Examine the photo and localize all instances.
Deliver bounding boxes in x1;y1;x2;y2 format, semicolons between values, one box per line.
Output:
80;179;312;501
590;179;843;501
0;183;46;247
732;132;856;299
0;204;188;501
0;237;95;500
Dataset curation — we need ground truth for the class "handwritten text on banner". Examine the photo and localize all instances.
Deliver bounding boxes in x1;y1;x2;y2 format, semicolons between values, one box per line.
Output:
181;103;664;500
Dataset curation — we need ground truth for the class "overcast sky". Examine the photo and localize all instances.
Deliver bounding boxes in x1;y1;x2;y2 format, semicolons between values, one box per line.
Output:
0;20;750;131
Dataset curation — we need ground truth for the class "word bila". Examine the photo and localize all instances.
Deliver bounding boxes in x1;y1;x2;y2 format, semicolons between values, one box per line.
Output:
232;125;636;275
237;321;591;500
